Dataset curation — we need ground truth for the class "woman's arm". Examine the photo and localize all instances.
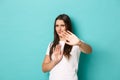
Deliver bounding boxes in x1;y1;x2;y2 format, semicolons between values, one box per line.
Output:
42;55;56;72
42;45;63;72
77;40;92;54
62;31;92;54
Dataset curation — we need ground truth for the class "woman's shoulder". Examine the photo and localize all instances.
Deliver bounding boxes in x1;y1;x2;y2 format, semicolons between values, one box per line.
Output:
47;41;53;47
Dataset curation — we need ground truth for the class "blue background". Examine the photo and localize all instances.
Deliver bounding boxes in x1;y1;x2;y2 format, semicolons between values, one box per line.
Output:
0;0;120;80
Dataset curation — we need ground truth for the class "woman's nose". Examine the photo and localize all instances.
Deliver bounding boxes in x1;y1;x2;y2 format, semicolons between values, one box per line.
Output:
59;26;61;30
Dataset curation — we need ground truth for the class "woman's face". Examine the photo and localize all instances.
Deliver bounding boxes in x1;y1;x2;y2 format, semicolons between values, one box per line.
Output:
55;19;66;37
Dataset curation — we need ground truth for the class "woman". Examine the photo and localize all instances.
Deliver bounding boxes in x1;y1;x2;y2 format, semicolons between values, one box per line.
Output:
42;14;92;80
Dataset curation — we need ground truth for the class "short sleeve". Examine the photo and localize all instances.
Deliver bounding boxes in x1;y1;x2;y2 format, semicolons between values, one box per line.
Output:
75;45;81;54
46;42;52;55
71;39;85;54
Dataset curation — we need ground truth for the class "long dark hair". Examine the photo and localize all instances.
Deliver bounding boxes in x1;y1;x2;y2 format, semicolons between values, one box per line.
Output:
49;14;73;60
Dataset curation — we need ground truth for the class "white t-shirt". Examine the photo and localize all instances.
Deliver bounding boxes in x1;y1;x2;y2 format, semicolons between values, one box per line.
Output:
46;41;81;80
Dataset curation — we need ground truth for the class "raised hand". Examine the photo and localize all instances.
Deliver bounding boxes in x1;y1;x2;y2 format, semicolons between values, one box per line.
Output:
52;44;63;64
62;31;80;46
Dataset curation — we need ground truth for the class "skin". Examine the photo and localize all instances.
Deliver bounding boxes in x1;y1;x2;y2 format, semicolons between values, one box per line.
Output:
42;20;92;72
55;20;67;41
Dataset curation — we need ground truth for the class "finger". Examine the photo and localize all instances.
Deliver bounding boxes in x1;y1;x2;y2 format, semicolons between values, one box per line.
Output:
53;47;57;55
60;50;63;55
64;31;74;40
63;33;71;42
53;47;55;52
59;51;63;60
62;32;68;38
65;41;71;45
57;45;61;54
55;45;59;52
62;32;70;39
67;30;74;35
55;44;61;54
54;45;59;54
63;31;71;36
62;34;69;41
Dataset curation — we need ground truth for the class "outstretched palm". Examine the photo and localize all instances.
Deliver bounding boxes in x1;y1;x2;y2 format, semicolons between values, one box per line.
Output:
52;45;63;64
62;31;80;45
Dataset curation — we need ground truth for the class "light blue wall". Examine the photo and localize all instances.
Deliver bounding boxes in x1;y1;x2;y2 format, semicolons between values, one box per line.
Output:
0;0;120;80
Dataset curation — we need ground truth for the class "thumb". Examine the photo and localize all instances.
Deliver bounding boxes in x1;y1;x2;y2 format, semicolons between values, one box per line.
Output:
58;51;63;60
65;41;71;45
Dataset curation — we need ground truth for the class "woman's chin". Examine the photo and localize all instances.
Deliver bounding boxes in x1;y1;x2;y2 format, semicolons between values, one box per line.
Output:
58;35;63;38
58;34;62;37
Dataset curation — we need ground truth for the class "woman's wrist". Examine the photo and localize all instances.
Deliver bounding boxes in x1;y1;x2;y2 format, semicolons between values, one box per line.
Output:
51;60;57;66
77;40;82;46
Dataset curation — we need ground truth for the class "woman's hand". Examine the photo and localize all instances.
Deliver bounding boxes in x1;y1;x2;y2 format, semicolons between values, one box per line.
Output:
62;31;92;53
62;31;80;46
52;45;63;64
42;45;63;72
